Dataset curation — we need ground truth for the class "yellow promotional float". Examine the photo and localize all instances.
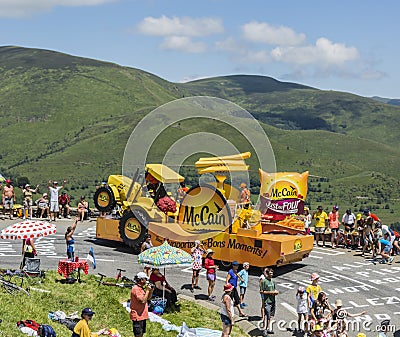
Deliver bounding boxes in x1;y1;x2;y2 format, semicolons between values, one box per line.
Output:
94;153;314;267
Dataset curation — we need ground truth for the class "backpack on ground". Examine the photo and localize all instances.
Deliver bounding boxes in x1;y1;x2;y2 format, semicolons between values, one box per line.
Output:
16;319;40;331
38;324;57;337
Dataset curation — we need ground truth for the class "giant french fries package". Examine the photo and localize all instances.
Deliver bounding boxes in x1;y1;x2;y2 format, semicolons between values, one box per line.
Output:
259;170;309;221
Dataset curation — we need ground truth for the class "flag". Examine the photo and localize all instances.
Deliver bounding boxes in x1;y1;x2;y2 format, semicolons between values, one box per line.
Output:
87;246;96;269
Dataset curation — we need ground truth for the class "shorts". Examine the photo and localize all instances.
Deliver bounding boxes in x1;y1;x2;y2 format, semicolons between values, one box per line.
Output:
231;287;241;306
383;245;392;254
206;273;216;282
50;201;59;212
264;301;276;320
24;198;33;208
132;320;146;337
220;314;232;326
315;227;325;234
330;228;339;239
240;286;247;295
3;198;13;209
364;233;373;244
344;224;355;233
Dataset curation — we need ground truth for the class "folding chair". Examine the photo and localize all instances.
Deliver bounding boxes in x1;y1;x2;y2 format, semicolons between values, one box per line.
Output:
23;258;45;279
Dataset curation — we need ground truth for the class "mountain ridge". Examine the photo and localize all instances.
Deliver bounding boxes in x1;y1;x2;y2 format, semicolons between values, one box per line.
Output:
1;46;400;223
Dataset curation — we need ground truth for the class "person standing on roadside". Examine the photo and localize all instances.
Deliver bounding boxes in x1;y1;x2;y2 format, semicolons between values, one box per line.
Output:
2;179;16;220
303;207;312;235
21;184;39;219
328;206;340;248
260;267;278;337
306;273;322;309
238;262;250;309
313;206;328;247
48;180;66;222
204;248;218;301
220;283;235;337
141;235;153;277
226;261;247;317
65;217;78;261
21;237;37;268
130;272;154;337
342;209;357;249
190;240;205;292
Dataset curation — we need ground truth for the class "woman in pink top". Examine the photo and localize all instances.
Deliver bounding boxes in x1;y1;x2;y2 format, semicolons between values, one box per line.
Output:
328;206;340;248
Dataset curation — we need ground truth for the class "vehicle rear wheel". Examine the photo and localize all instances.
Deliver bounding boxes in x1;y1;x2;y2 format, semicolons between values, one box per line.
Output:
93;186;116;213
118;210;149;254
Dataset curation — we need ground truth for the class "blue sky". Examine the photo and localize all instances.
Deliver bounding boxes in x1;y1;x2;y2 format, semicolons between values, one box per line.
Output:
0;0;398;98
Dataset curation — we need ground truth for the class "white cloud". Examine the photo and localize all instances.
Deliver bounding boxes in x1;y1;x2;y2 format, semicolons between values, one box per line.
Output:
242;21;305;46
270;37;360;65
137;15;224;37
160;36;206;53
0;0;116;18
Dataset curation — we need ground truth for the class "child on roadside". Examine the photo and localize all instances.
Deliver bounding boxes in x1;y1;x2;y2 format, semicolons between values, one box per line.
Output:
238;262;249;309
306;273;322;310
296;286;309;332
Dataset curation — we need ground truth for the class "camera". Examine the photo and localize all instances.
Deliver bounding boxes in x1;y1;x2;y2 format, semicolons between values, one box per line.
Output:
146;280;155;289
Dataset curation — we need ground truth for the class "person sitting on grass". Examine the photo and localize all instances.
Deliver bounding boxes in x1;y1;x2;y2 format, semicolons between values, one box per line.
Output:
149;268;178;309
72;307;105;337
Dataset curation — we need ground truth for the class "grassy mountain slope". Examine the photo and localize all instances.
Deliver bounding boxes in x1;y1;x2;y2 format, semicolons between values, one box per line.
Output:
182;75;400;145
1;46;400;223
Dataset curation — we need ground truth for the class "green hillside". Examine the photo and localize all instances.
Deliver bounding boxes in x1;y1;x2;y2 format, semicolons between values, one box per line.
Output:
1;46;400;224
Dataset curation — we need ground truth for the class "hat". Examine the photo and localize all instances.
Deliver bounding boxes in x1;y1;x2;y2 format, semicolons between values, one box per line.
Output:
317;205;323;210
243;262;250;267
81;195;85;199
62;191;66;194
363;209;370;215
297;286;305;293
5;179;11;183
311;272;320;281
43;193;48;197
356;213;362;221
194;240;200;245
82;307;95;316
206;248;214;255
335;299;343;307
240;183;247;188
232;260;239;266
304;207;309;212
224;283;234;292
53;181;58;184
136;271;148;280
333;205;339;210
25;184;30;188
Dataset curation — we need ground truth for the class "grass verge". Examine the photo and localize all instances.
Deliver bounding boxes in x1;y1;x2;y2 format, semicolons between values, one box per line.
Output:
0;271;246;337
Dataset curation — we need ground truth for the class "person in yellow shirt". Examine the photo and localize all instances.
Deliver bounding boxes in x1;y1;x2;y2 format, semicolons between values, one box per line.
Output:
72;308;105;337
306;273;322;309
313;206;328;247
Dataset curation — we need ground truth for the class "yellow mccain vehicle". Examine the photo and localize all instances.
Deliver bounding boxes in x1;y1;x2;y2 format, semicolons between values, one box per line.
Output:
94;152;314;267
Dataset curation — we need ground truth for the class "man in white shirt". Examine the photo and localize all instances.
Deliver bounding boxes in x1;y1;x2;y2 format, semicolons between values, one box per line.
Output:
48;180;66;221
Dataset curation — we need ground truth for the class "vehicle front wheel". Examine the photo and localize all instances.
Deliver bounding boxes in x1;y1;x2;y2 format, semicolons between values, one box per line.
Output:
118;210;149;254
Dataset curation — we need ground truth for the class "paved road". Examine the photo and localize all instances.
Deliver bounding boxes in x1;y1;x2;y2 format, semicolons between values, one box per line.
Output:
1;218;399;337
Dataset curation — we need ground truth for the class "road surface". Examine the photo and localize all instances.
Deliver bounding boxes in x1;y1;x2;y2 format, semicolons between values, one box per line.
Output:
1;218;399;336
